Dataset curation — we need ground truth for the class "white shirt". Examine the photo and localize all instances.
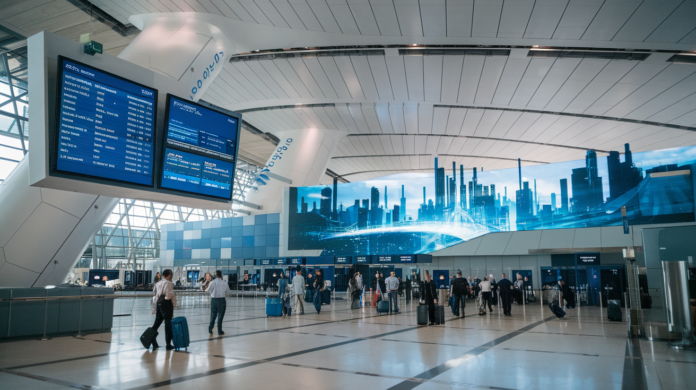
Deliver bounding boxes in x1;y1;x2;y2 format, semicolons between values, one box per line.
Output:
479;280;492;292
385;276;399;292
153;279;177;306
291;275;305;295
207;278;230;298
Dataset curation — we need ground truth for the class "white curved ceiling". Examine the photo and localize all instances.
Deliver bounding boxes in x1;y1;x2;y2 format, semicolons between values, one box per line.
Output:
89;1;696;182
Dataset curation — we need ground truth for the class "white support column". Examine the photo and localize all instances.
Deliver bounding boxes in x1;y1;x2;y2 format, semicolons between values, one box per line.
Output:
0;158;118;287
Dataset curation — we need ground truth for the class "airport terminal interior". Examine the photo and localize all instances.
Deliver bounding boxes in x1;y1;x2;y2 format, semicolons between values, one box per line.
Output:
2;1;696;389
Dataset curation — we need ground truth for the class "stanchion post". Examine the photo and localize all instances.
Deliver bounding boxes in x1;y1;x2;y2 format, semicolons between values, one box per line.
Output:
41;298;49;340
76;297;84;337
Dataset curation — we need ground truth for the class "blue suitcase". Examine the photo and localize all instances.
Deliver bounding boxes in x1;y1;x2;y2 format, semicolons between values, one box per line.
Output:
377;300;390;314
171;317;190;350
266;298;283;317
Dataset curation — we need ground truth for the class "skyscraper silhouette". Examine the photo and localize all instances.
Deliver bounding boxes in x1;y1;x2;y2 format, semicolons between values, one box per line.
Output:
560;178;568;214
400;185;406;222
607;143;643;202
320;187;332;218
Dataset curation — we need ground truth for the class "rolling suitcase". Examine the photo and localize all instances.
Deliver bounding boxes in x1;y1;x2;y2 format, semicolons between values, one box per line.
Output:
548;301;566;319
608;299;622;321
321;289;331;305
417;304;428;325
377;300;390;314
433;305;445;325
266;298;283;317
171;317;190;351
140;327;157;349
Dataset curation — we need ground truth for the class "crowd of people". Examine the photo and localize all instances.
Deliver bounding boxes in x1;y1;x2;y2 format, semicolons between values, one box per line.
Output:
144;266;572;349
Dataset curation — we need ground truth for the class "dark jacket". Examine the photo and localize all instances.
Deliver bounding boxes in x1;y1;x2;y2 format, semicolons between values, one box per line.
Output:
451;277;469;296
314;274;324;290
420;280;438;306
498;278;513;294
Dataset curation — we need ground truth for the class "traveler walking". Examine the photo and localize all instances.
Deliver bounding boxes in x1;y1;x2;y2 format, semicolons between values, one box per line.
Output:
385;271;400;313
313;269;324;314
451;270;469;317
348;274;361;309
372;272;382;307
151;269;177;350
489;274;498;307
278;272;291;316
356;272;363;290
515;274;525;304
207;270;229;334
153;272;162;284
480;276;493;312
558;280;576;309
291;266;305;314
498;273;513;316
420;271;438;325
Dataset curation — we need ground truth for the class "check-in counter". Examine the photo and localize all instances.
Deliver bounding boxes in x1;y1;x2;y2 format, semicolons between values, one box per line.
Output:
0;286;114;340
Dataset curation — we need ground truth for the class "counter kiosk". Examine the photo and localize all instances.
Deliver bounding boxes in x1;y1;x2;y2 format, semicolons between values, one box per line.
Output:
305;256;335;304
334;256;355;292
260;258;287;290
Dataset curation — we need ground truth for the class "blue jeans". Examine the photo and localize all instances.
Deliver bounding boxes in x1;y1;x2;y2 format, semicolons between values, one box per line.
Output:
388;291;399;313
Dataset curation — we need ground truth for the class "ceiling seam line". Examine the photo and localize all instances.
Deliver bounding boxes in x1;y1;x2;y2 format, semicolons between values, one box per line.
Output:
641;0;685;43
608;0;646;42
548;0;570;39
431;104;696;132
578;0;607;41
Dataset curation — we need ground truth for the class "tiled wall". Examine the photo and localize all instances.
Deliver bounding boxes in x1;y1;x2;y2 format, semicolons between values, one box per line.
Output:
160;213;280;265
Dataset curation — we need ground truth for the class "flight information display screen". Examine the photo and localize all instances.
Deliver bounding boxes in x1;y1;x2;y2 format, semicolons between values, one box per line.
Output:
160;95;240;200
161;148;234;199
54;57;157;186
164;96;237;162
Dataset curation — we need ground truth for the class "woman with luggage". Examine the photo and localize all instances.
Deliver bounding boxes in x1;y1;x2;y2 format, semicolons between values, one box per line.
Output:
420;271;438;325
371;272;382;307
313;269;324;314
479;276;493;313
348;274;361;309
278;272;291;316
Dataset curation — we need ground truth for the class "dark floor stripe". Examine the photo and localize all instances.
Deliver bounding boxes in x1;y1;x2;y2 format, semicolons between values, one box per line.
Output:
124;326;419;390
0;368;105;389
622;337;649;390
386;317;555;390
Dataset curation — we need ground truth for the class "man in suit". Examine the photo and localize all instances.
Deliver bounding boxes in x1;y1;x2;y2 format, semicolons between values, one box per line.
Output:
420;271;438;325
451;270;469;317
498;273;514;316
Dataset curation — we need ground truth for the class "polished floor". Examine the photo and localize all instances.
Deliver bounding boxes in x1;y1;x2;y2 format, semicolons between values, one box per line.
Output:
0;295;694;390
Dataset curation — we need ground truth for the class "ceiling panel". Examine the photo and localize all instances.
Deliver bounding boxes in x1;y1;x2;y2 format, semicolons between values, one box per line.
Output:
348;0;381;35
395;0;423;37
404;55;425;101
333;56;365;100
303;57;339;99
581;0;643;41
389;104;406;134
307;0;342;32
471;0;503;38
497;0;534;38
420;0;446;37
271;0;306;29
475;56;507;105
457;55;485;104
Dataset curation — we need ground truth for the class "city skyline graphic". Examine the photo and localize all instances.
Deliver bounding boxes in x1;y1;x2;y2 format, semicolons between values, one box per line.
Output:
288;144;696;256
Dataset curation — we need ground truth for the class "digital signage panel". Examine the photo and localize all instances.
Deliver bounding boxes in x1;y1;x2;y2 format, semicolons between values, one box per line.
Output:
54;56;157;186
160;95;241;200
160;148;234;199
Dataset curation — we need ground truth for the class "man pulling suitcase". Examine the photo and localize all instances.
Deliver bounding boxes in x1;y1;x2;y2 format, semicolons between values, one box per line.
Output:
143;269;177;350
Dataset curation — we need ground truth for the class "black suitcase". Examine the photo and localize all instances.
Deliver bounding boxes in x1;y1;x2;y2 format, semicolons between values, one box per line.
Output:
433;305;445;325
417;304;428;325
140;327;157;349
548;302;566;319
608;299;622;321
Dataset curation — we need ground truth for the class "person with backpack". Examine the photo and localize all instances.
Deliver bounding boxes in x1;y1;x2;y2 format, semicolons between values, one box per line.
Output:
151;269;177;350
450;270;469;317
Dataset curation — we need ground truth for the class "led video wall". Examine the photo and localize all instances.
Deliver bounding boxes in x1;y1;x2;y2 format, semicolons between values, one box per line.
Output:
287;144;696;256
